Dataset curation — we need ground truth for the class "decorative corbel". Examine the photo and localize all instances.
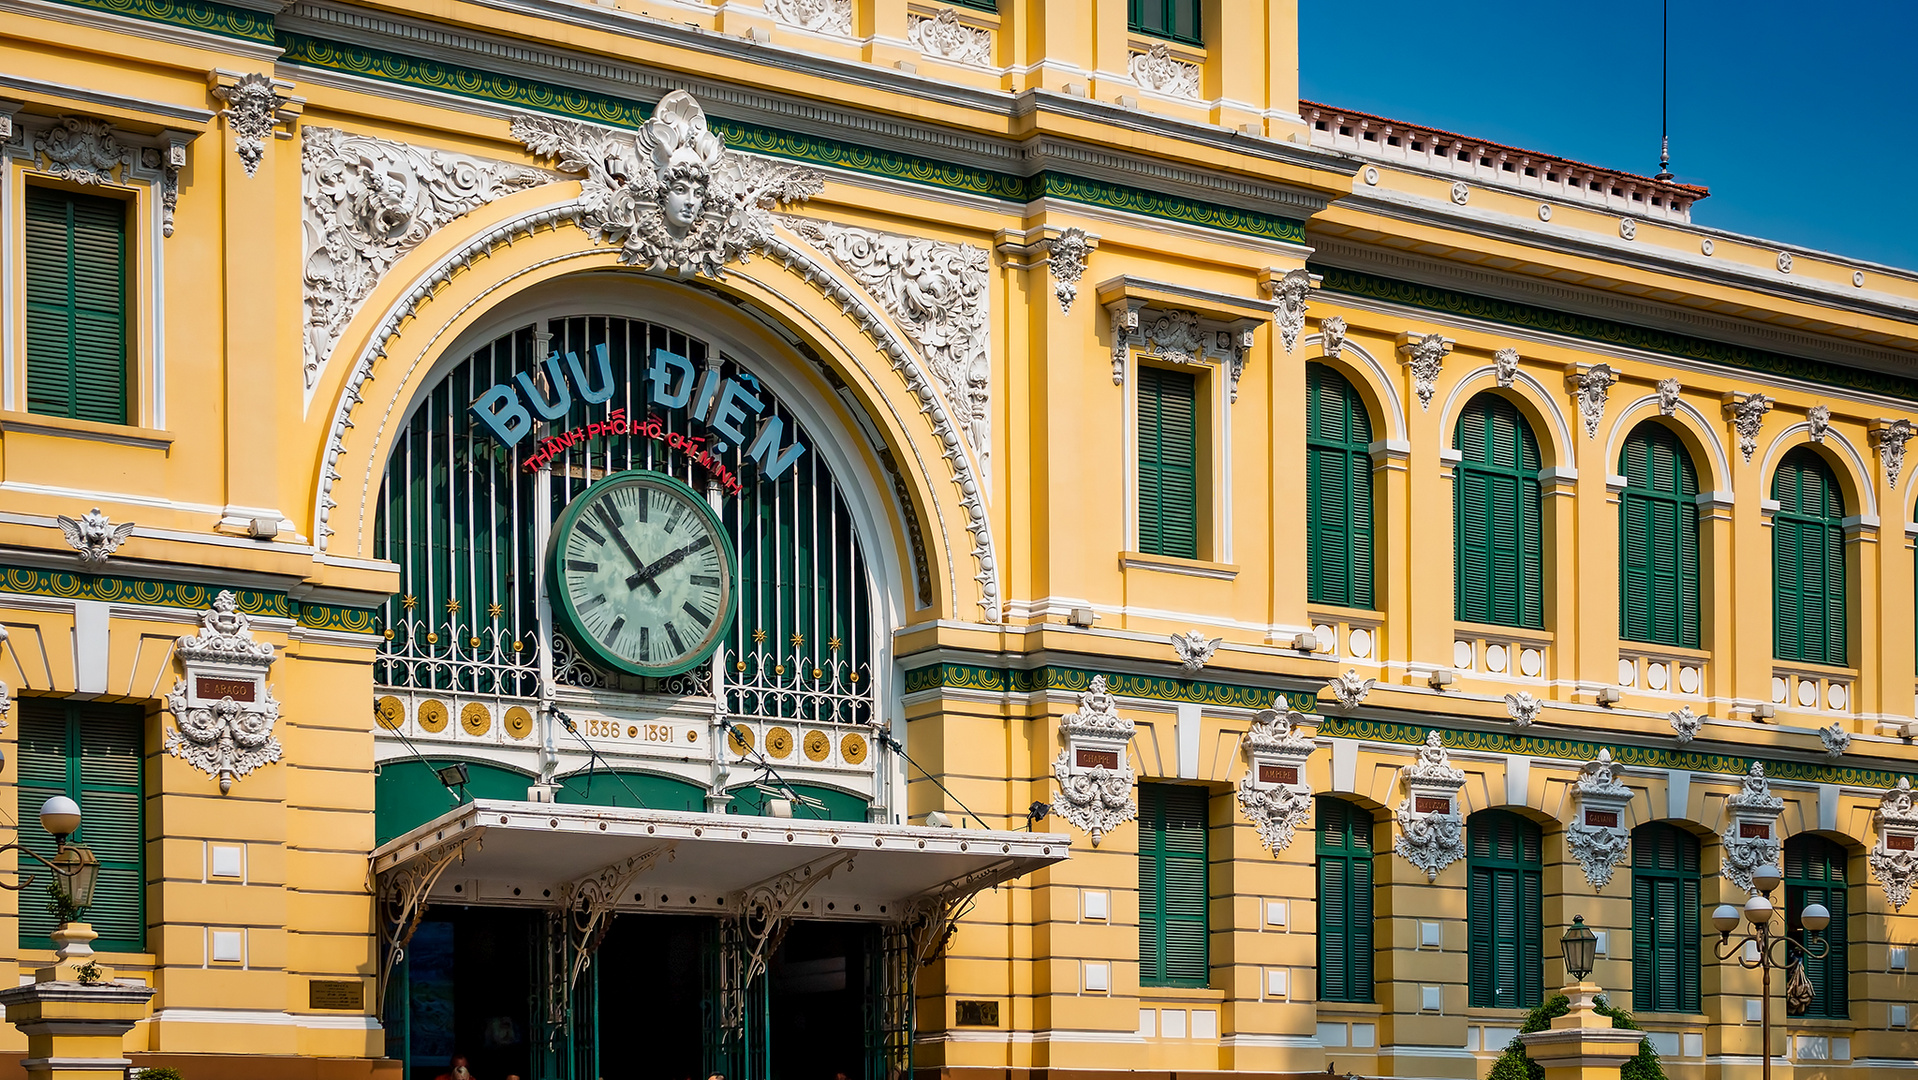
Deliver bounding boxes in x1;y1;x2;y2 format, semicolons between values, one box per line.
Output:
1723;391;1774;464
1047;227;1094;314
1870;418;1916;488
1397;332;1454;411
1259;267;1320;355
1394;731;1466;881
210;70;299;177
1236;709;1317;855
1104;297;1148;385
1225;317;1260;403
1565;362;1618;439
1719;762;1784;894
1567;750;1632;890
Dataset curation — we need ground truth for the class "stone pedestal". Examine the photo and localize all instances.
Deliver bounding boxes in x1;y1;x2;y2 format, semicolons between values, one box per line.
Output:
0;980;156;1079
1516;983;1646;1080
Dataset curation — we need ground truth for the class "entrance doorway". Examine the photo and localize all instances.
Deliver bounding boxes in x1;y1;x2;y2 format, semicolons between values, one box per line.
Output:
766;922;870;1080
395;907;538;1080
594;914;705;1080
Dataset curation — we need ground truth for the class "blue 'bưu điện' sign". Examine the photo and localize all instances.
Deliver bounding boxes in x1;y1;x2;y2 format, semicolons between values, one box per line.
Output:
468;345;808;486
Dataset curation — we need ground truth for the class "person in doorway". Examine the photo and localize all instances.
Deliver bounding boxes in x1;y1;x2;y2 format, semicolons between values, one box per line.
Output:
433;1055;476;1080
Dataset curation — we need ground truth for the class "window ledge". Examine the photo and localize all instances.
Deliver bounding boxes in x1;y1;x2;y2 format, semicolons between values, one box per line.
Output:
1316;1001;1382;1017
1139;985;1226;1002
1120;551;1238;580
1619;642;1711;661
1454;621;1555;645
0;411;172;450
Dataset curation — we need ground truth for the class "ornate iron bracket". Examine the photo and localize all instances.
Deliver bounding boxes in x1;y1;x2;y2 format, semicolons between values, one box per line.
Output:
739;852;855;988
376;829;486;1010
559;843;675;992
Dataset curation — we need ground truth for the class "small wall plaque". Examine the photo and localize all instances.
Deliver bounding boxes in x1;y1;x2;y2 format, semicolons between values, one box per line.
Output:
1258;763;1299;785
1414;795;1452;815
956;1000;999;1027
309;979;364;1011
195;676;257;702
1075;748;1119;770
1584;810;1619;829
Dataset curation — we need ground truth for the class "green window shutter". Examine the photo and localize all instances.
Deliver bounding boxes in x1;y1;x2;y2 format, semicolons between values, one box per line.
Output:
24;186;128;425
1138;784;1209;987
1306;364;1376;609
17;700;145;953
1772;449;1847;665
1127;0;1200;43
1467;810;1543;1008
1137;367;1199;560
1454;397;1544;629
1618;425;1701;648
1316;797;1374;1002
1784;835;1848;1019
1630;823;1701;1012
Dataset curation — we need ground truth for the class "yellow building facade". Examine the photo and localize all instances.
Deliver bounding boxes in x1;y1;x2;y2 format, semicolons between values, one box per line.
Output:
0;0;1915;1078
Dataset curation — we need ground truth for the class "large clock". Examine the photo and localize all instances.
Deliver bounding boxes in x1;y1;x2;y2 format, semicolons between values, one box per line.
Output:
550;471;738;677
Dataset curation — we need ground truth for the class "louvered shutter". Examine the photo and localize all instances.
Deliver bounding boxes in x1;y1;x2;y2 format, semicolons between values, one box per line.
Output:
1619;426;1701;648
1630;824;1702;1012
17;700;144;953
1316;797;1374;1002
1306;365;1376;609
1773;450;1847;665
1468;810;1544;1008
1785;835;1848;1019
1139;784;1209;987
1138;368;1199;560
1455;397;1544;629
24;187;128;425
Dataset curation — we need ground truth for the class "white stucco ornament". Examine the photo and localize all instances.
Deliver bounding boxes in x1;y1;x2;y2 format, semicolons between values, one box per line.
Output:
57;508;135;564
1236;709;1317;856
1325;670;1375;711
1398;332;1453;411
513;91;823;279
164;591;284;794
1656;377;1683;416
1171;630;1221;673
1269;268;1314;354
1395;732;1466;881
1493;347;1520;388
1668;705;1701;743
1719;762;1784;895
1567;750;1633;890
1504;691;1541;728
1051;677;1137;847
1320;315;1348;358
1869;777;1918;911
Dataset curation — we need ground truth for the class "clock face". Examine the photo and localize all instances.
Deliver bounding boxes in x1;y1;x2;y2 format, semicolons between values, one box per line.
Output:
550;471;738;677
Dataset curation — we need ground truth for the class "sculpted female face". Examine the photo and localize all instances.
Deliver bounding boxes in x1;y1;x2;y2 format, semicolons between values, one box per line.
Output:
662;171;707;233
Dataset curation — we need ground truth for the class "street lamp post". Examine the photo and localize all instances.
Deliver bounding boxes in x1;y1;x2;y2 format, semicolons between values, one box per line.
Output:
1712;862;1829;1080
0;796;101;911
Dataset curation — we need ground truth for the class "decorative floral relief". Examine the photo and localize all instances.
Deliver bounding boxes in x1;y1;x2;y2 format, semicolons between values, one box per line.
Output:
164;591;285;795
1325;670;1375;711
1720;762;1785;894
792;220;992;492
1236;709;1316;856
1051;676;1137;847
1657;377;1683;416
1669;705;1701;744
57;508;134;565
514;91;823;279
1493;347;1520;388
765;0;852;34
214;73;288;178
1504;691;1541;728
1395;732;1466;881
302;128;548;392
1170;630;1221;673
1142;309;1207;364
1870;777;1918;911
908;8;993;65
1048;228;1089;314
1399;333;1453;411
32;117;126;185
1806;404;1832;444
1270;268;1312;354
1724;392;1774;464
1871;419;1915;487
1128;43;1200;99
1572;364;1617;438
1320;316;1348;358
1567;749;1633;890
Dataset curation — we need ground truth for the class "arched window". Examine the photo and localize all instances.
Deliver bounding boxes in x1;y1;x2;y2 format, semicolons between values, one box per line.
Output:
1784;834;1849;1019
1316;797;1374;1002
1467;810;1543;1008
1772;448;1847;665
1619;424;1700;648
1454;396;1545;628
1306;363;1376;609
1631;823;1700;1012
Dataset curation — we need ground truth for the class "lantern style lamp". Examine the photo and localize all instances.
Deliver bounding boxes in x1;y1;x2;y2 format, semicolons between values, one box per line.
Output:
37;797;97;913
1562;915;1598;982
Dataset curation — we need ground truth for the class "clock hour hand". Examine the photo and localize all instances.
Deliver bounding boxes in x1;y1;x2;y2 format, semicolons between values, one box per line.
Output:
603;526;663;595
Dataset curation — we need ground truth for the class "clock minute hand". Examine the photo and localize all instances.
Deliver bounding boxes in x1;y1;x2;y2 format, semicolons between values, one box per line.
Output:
604;527;664;596
625;544;695;590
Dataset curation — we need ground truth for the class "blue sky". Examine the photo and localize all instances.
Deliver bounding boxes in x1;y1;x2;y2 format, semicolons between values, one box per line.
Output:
1298;1;1918;272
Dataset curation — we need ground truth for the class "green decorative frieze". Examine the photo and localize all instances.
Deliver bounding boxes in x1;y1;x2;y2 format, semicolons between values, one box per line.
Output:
275;33;1308;246
1316;266;1918;402
0;565;378;635
48;0;276;42
1314;714;1914;792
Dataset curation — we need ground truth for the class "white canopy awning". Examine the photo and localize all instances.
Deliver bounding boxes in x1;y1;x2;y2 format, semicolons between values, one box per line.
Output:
373;799;1070;922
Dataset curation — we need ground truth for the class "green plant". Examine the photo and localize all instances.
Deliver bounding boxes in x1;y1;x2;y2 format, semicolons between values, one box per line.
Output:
44;884;83;927
1485;994;1666;1080
74;960;103;985
134;1069;186;1080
